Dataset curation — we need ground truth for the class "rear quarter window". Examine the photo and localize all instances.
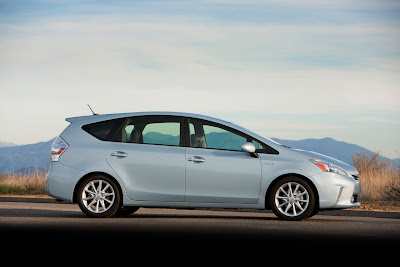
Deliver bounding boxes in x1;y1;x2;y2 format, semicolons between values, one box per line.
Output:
82;118;125;141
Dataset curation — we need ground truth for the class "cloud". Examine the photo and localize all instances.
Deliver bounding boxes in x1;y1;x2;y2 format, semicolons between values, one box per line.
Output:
1;18;399;115
351;117;400;124
2;17;399;71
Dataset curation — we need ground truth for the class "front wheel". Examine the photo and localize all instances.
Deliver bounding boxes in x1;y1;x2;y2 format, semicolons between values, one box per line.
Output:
269;176;315;221
77;175;121;218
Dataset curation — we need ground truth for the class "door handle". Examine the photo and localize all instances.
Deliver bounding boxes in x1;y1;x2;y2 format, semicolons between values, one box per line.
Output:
187;156;205;163
110;151;128;158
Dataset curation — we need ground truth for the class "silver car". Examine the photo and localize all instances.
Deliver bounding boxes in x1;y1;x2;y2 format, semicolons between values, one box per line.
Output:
45;111;361;220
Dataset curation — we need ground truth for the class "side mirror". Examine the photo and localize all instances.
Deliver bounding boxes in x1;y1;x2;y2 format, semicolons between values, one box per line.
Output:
241;142;259;158
241;142;256;153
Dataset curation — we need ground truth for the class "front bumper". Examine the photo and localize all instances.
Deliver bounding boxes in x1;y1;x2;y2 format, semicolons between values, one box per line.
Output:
312;172;361;210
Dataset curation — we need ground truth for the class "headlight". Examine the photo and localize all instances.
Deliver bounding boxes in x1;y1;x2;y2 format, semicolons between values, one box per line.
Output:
310;159;351;177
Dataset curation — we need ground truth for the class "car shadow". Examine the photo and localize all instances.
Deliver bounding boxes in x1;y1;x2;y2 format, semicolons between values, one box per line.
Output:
127;212;279;221
0;208;85;218
1;196;399;219
0;207;279;221
0;196;58;204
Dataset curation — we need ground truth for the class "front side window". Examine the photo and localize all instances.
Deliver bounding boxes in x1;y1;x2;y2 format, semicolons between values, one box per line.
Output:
118;116;182;147
188;118;278;154
189;118;246;151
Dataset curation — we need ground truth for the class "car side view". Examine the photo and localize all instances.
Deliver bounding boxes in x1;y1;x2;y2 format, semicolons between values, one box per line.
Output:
45;111;361;220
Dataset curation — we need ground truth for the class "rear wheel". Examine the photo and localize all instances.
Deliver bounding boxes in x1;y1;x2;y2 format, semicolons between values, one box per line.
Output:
269;176;315;221
77;175;121;218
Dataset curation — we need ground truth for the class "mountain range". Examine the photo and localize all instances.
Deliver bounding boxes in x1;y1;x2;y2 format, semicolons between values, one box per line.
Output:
0;137;398;173
0;141;17;148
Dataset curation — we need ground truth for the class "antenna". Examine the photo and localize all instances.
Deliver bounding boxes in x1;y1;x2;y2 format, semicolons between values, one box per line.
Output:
87;104;98;115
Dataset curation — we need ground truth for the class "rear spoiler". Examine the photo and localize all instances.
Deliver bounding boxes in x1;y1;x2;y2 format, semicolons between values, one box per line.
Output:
65;117;76;123
65;113;101;123
66;105;99;123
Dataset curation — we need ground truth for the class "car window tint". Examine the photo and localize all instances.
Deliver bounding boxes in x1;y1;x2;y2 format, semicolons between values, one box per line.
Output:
203;125;246;151
82;118;125;141
142;122;180;146
120;116;181;147
189;118;246;151
252;140;269;153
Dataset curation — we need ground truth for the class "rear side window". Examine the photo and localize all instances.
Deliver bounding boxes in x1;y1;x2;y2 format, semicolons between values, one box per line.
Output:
82;118;125;141
114;115;183;147
141;122;180;146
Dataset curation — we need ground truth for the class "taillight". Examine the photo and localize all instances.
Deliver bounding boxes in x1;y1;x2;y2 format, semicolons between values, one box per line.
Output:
51;136;69;162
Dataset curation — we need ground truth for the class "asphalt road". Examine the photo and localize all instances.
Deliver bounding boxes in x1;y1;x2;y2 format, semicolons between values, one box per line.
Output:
1;196;399;250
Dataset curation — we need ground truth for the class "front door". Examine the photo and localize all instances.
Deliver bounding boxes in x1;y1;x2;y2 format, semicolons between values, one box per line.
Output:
184;118;262;204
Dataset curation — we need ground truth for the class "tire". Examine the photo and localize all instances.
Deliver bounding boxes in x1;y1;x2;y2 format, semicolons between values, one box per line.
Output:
269;176;315;221
77;174;121;218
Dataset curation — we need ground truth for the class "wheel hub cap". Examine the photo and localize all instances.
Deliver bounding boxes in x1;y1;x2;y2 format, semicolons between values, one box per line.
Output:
275;182;309;217
81;179;115;214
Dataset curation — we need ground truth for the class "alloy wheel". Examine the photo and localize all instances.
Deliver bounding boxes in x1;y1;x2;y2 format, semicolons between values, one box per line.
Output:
81;179;115;214
274;182;310;217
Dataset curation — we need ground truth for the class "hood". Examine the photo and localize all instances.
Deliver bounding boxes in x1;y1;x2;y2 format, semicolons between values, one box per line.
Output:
293;149;359;178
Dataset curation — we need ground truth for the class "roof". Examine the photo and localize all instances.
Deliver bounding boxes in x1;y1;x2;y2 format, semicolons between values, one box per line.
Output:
66;111;231;125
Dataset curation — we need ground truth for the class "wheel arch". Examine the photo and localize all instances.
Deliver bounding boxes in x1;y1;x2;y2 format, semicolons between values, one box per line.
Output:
72;171;124;206
264;173;320;212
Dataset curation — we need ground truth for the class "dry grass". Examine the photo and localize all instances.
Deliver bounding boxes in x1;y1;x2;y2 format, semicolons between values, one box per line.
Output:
0;169;46;195
352;152;400;201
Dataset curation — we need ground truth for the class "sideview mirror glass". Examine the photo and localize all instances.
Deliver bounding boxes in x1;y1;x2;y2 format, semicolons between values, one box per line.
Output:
241;142;256;153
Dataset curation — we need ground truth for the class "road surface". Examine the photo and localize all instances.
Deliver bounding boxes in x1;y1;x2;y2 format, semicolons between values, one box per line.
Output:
0;196;399;250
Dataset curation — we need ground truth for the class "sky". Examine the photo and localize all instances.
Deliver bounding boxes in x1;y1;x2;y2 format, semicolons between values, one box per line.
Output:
0;0;399;159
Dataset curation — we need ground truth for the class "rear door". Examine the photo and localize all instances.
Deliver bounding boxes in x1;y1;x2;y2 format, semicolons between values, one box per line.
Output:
106;115;186;202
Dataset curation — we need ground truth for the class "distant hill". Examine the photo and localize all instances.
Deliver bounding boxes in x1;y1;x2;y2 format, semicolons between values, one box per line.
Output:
0;141;17;148
0;139;54;173
0;136;398;173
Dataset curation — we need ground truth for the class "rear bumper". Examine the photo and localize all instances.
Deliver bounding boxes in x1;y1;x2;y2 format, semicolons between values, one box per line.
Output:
45;162;87;202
